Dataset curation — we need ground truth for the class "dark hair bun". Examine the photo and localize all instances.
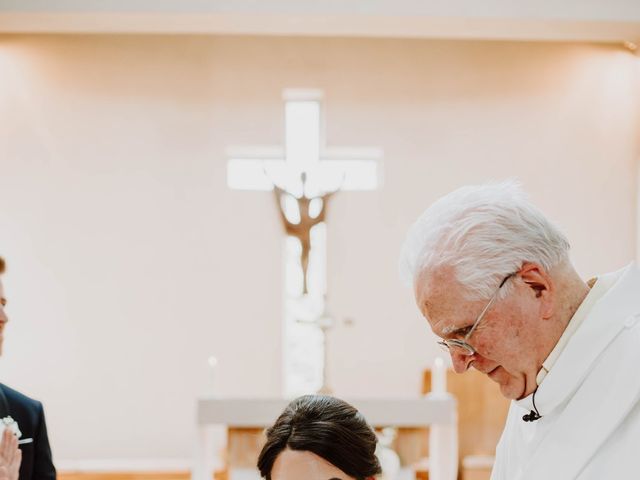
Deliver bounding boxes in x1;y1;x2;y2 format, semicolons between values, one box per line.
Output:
257;395;382;479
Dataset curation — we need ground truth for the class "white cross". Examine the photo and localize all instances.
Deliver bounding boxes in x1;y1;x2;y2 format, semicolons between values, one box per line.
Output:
226;88;383;395
227;88;381;196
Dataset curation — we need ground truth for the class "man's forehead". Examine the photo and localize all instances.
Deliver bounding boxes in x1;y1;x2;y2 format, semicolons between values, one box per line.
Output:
415;266;469;333
415;267;474;337
414;265;460;303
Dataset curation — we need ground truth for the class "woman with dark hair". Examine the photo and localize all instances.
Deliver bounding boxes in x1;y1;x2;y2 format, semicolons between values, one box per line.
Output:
257;395;382;480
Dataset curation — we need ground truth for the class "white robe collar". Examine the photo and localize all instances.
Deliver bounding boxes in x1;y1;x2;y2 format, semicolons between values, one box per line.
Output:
511;262;640;479
515;262;640;418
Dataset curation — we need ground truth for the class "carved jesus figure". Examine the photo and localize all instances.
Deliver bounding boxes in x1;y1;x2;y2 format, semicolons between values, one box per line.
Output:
272;173;337;295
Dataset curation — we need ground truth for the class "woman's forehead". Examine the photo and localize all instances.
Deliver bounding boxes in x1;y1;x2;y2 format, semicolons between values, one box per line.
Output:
271;449;352;480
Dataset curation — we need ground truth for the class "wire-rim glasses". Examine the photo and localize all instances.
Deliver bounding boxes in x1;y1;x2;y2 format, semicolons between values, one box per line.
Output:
437;273;515;356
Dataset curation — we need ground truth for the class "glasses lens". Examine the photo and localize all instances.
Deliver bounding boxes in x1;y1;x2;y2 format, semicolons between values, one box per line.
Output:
448;340;475;356
437;340;475;356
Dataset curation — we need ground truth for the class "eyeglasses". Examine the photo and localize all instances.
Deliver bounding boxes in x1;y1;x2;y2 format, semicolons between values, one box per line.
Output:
437;273;515;356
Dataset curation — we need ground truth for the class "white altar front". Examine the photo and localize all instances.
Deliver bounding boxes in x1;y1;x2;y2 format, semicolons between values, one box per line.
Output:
193;395;458;480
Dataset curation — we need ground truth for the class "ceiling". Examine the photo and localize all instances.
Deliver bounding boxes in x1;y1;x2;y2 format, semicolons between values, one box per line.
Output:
0;0;639;43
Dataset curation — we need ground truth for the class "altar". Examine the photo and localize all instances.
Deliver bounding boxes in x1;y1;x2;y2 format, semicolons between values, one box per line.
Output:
193;395;458;480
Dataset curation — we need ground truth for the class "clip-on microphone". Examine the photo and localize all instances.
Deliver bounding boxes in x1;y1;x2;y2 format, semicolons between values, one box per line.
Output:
522;388;542;422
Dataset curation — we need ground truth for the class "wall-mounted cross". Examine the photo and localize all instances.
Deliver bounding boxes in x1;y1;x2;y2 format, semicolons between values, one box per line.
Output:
226;88;382;395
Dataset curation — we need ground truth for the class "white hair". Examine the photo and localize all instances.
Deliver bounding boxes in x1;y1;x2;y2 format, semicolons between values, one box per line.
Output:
399;180;571;301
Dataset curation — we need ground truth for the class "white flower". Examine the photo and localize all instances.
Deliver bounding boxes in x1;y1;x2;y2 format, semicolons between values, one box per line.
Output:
0;417;21;439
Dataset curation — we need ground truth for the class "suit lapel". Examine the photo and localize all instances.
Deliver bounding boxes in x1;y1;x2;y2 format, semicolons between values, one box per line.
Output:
0;384;11;419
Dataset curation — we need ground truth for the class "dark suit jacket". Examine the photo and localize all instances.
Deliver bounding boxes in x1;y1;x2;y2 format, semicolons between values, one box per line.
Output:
0;384;56;480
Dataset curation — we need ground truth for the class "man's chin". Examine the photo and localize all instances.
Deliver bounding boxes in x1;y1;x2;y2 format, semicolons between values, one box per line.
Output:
499;383;523;400
492;370;526;400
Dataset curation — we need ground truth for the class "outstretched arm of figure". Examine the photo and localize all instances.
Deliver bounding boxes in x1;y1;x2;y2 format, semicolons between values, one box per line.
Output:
272;186;297;227
309;171;344;222
263;165;302;227
312;192;336;223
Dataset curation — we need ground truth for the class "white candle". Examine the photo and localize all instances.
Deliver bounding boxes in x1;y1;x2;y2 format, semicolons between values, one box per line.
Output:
432;356;447;394
208;356;218;397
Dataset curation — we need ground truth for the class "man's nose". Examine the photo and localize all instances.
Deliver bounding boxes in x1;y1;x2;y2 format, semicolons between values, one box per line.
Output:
0;308;8;325
451;351;473;373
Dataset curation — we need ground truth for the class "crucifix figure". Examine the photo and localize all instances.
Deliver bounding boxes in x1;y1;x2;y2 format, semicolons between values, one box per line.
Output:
227;88;382;395
272;172;338;294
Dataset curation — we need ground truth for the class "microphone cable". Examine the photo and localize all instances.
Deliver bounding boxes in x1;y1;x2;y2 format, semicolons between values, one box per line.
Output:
522;388;542;422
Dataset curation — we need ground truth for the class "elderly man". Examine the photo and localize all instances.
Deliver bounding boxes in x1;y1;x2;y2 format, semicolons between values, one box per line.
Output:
400;181;640;480
0;257;56;480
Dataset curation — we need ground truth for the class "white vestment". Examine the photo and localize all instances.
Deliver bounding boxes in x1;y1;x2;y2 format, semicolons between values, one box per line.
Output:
491;263;640;480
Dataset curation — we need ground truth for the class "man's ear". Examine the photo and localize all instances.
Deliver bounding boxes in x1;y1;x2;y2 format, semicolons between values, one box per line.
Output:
518;262;554;318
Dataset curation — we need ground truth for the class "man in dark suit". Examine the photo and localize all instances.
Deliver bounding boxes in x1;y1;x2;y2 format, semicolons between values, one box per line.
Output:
0;257;56;480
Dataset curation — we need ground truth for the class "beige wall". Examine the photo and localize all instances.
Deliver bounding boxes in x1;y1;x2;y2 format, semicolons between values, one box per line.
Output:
0;35;638;463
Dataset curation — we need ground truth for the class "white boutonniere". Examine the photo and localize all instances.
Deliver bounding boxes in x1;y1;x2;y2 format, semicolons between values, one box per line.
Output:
0;416;21;439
